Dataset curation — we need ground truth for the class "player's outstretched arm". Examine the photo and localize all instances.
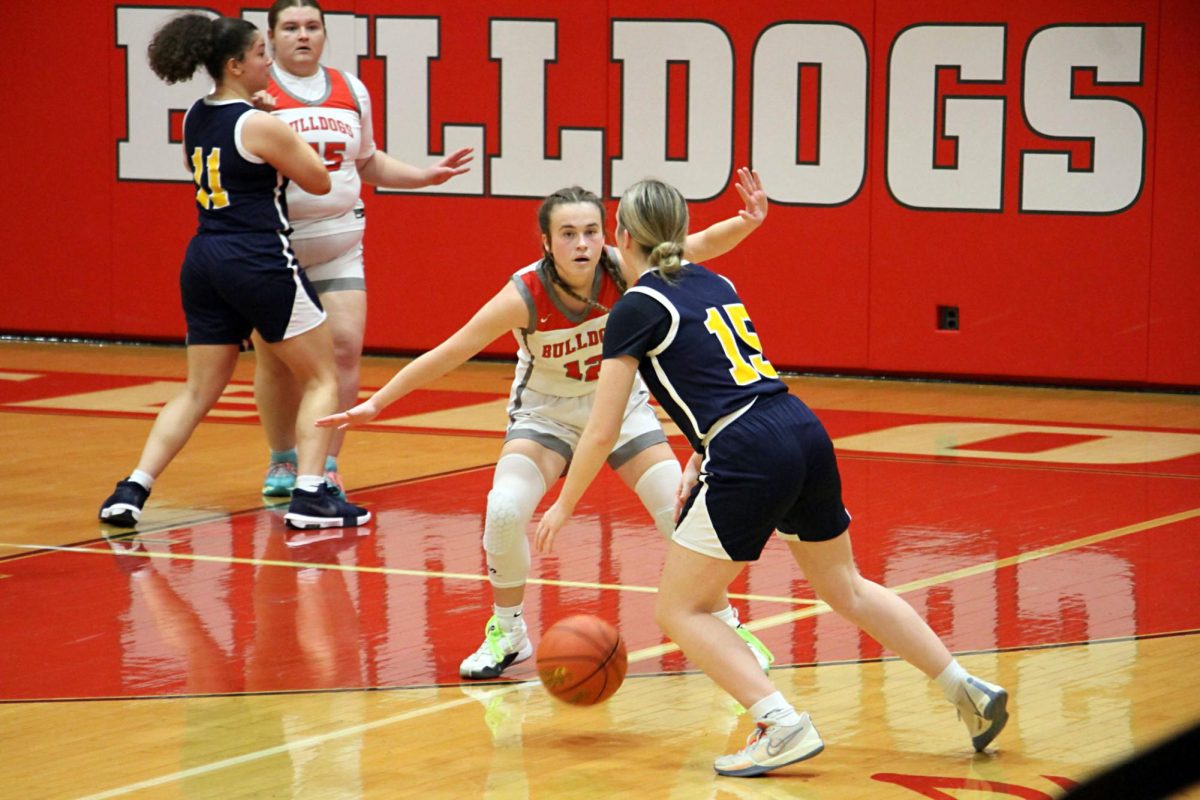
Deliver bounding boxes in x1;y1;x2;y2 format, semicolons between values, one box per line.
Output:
358;147;474;189
315;283;526;430
682;167;767;263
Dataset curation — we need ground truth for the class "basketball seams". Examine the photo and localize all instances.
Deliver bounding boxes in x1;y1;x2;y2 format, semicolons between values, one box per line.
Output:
536;615;627;705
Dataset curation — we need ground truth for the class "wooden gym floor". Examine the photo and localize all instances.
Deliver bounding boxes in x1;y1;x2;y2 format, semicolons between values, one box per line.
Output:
0;339;1197;799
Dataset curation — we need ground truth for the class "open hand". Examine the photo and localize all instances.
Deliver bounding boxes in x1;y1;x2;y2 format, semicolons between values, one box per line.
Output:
734;167;767;226
424;147;475;186
314;400;380;430
534;500;573;554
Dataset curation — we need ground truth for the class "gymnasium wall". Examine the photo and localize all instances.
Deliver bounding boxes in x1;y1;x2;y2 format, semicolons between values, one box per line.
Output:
2;1;1196;388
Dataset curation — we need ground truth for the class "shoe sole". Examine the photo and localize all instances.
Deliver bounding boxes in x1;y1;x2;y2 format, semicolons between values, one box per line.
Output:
971;688;1009;752
284;510;372;530
714;741;825;777
262;486;294;497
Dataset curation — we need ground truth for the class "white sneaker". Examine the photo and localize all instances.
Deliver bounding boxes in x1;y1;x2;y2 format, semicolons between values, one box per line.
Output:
956;676;1009;752
459;616;533;679
714;713;824;777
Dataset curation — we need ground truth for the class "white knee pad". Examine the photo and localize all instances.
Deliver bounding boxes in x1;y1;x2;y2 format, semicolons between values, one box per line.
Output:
634;458;683;540
484;454;546;589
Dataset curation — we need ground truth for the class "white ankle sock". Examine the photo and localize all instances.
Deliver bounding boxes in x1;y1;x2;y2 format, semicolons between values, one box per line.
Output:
129;469;154;491
494;603;525;631
935;659;970;702
295;474;323;493
749;691;801;726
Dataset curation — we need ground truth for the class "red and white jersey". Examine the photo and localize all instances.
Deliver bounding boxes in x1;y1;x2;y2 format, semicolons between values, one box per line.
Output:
265;65;377;242
508;251;625;398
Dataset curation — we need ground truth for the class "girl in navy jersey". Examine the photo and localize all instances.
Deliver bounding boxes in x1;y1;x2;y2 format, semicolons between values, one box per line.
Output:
99;12;369;532
317;170;776;680
251;0;474;502
534;178;1009;777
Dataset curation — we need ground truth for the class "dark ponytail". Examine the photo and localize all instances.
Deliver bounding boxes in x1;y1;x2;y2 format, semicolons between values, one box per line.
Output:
147;13;258;85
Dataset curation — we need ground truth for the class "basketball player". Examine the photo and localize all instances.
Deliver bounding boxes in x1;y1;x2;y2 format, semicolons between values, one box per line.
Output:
252;0;473;502
534;178;1010;776
317;170;778;680
99;13;370;531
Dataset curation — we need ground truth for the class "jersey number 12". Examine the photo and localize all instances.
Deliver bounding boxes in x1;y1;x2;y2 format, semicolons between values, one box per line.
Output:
704;304;778;385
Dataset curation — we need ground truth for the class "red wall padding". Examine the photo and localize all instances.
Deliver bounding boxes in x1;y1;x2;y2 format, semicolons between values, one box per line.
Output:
1;1;1194;388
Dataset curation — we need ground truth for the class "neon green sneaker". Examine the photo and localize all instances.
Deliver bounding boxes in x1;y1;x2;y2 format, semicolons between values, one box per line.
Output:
735;624;775;673
459;615;533;679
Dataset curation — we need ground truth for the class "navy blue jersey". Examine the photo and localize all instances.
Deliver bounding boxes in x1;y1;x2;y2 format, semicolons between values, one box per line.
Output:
602;263;787;452
182;98;290;235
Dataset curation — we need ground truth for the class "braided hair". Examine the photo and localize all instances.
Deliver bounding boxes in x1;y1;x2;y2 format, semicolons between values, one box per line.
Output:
536;187;626;314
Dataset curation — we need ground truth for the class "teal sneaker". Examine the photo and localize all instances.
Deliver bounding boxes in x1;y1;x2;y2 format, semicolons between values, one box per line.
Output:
262;459;297;497
324;456;346;500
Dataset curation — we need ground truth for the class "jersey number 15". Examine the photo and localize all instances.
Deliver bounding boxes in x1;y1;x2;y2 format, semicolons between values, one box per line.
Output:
704;304;778;385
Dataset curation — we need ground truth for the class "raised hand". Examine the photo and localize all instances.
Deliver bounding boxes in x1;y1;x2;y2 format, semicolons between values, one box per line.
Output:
734;167;767;226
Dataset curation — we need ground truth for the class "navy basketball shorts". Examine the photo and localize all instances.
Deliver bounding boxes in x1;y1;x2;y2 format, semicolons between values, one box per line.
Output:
179;232;326;345
674;392;851;562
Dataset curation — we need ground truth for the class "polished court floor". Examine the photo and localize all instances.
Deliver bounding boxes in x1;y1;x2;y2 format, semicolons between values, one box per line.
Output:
1;340;1198;799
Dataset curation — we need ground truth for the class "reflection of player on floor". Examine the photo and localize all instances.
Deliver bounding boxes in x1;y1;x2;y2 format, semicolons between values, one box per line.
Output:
535;177;1009;777
317;171;775;680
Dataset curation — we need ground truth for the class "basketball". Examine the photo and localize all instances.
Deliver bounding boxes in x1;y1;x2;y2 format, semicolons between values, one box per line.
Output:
536;614;628;706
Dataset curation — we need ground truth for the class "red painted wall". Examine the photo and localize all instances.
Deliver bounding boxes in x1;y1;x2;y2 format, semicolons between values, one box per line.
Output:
1;1;1195;387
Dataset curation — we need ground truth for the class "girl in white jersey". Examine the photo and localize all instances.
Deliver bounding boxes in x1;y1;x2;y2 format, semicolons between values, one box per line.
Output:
317;170;775;679
252;0;473;504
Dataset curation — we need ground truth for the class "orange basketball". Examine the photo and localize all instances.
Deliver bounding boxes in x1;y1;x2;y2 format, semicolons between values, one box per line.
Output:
536;614;628;706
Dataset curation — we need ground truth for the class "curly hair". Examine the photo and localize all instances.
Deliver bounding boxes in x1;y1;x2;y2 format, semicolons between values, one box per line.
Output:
147;14;258;85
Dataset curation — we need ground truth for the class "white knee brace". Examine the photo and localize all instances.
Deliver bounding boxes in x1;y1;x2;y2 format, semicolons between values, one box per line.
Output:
483;454;546;589
634;458;683;540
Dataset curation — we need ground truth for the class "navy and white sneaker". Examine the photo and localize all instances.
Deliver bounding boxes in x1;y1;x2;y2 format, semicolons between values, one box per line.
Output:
284;483;371;530
99;479;150;528
956;676;1010;752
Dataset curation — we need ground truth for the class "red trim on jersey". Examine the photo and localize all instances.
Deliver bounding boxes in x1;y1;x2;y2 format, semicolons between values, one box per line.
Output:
266;67;360;114
516;263;624;332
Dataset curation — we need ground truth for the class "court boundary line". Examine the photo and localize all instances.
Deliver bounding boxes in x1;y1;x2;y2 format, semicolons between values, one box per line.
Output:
0;541;820;607
4;505;1197;664
4;627;1196;706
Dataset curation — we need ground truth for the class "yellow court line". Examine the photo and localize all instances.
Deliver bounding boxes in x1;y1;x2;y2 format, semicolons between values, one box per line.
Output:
0;542;818;607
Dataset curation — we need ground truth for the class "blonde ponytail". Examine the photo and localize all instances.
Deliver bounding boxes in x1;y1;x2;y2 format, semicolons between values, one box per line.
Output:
616;179;689;280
